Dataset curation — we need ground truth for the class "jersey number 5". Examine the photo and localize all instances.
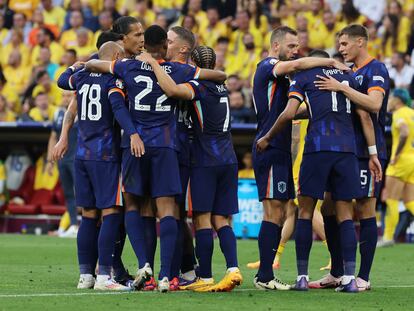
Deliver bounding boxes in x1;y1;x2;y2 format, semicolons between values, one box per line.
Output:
79;84;102;121
134;75;170;112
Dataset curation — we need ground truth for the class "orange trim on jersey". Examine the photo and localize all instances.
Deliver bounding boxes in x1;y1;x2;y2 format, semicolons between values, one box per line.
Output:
289;91;304;100
110;60;116;74
194;67;201;79
115;180;122;206
265;173;271;197
268;81;277;109
187;182;193;218
193;101;203;129
368;86;385;94
183;83;195;99
157;59;166;64
352;56;375;72
109;88;125;98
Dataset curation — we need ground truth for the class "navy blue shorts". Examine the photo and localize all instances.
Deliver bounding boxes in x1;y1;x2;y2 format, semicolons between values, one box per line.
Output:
176;164;190;205
122;147;182;198
189;164;239;215
252;147;295;201
74;159;122;209
358;158;386;199
299;152;360;201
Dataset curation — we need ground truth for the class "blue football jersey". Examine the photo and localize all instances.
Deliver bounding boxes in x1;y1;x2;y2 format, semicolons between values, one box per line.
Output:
252;57;292;153
61;69;127;162
289;67;357;154
186;80;237;167
352;58;390;160
176;100;192;166
111;59;199;150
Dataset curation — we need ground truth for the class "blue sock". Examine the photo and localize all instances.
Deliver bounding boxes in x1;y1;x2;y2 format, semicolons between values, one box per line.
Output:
323;216;344;277
112;220;127;280
257;221;280;282
339;220;357;276
77;217;99;275
217;225;238;268
195;228;213;278
181;221;196;273
143;216;157;270
159;216;178;280
358;217;377;281
295;219;313;276
125;210;147;268
98;213;121;276
170;220;183;279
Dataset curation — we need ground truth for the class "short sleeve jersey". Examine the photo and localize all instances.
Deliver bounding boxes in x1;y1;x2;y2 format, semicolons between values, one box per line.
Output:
111;59;199;150
67;69;125;161
186;80;237;167
289;67;357;154
352;58;390;160
252;57;292;153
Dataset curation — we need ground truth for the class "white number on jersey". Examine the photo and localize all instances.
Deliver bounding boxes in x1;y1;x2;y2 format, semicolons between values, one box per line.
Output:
79;84;102;121
331;81;351;114
220;97;230;132
134;75;170;112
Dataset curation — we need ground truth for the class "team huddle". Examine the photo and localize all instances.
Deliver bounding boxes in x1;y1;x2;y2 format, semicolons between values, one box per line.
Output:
51;15;389;294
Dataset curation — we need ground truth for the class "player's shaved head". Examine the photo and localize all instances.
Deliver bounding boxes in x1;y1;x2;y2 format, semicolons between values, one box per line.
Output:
309;49;330;58
98;41;124;61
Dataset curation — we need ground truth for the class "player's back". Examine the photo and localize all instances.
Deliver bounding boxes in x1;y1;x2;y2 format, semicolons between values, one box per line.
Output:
352;58;390;159
73;69;122;161
189;80;237;167
252;57;291;153
111;59;198;150
289;67;356;154
391;106;414;157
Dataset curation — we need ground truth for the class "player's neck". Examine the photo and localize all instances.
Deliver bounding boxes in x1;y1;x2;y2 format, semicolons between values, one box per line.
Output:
171;55;187;63
268;51;279;59
353;50;371;69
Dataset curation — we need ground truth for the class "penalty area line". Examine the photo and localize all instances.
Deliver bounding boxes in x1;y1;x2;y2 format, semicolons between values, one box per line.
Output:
1;285;414;298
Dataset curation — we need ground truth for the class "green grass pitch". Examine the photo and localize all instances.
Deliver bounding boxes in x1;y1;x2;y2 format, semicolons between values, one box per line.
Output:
0;234;413;310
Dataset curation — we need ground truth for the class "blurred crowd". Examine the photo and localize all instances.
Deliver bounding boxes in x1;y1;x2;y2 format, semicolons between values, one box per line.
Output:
0;0;414;124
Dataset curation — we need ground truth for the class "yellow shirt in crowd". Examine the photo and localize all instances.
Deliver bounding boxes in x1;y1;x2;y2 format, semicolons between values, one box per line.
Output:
60;29;94;50
29;105;56;122
31;41;65;66
391;106;414;158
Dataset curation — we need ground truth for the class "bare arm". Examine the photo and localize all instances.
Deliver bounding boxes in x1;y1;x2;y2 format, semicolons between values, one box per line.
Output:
275;57;349;77
294;104;309;120
137;52;193;100
198;69;227;83
256;98;301;152
314;75;383;113
47;130;58;161
393;121;409;163
84;59;112;73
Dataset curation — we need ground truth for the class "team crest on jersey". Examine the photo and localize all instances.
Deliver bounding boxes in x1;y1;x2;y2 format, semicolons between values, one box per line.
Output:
355;75;363;85
277;181;287;193
115;79;124;89
269;58;278;65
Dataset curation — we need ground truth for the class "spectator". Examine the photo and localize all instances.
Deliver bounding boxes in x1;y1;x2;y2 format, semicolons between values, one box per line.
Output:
60;10;93;49
8;0;37;20
367;23;383;60
181;14;199;34
93;10;114;47
238;151;254;179
1;28;30;68
320;10;346;53
0;69;19;112
154;13;168;31
32;70;62;107
54;49;77;81
131;0;156;28
41;0;66;29
28;92;56;122
31;27;65;67
180;0;208;31
7;12;31;44
295;14;308;33
3;50;31;104
388;52;414;89
380;14;400;59
337;0;366;24
103;0;121;22
298;30;311;57
28;8;57;47
246;0;268;35
229;90;254;123
0;94;16;122
263;16;282;51
304;0;324;45
0;0;15;29
73;27;96;61
62;0;95;32
229;10;262;55
274;4;296;30
199;6;228;48
37;47;59;79
0;13;8;45
227;75;243;93
386;1;411;56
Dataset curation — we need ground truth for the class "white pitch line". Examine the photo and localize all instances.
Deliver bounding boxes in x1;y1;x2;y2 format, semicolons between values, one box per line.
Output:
1;285;414;298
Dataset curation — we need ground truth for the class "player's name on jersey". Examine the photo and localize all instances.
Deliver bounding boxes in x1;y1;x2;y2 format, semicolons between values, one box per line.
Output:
322;68;344;76
140;61;172;74
89;73;102;77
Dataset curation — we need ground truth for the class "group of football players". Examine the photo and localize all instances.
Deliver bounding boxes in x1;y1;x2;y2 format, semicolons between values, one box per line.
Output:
51;14;390;294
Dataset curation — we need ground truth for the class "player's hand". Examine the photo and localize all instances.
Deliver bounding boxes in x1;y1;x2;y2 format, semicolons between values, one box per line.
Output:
314;75;342;92
45;161;54;176
52;138;68;161
72;61;85;70
256;135;270;153
136;52;156;65
369;155;382;183
331;59;350;71
390;155;399;165
130;133;145;157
